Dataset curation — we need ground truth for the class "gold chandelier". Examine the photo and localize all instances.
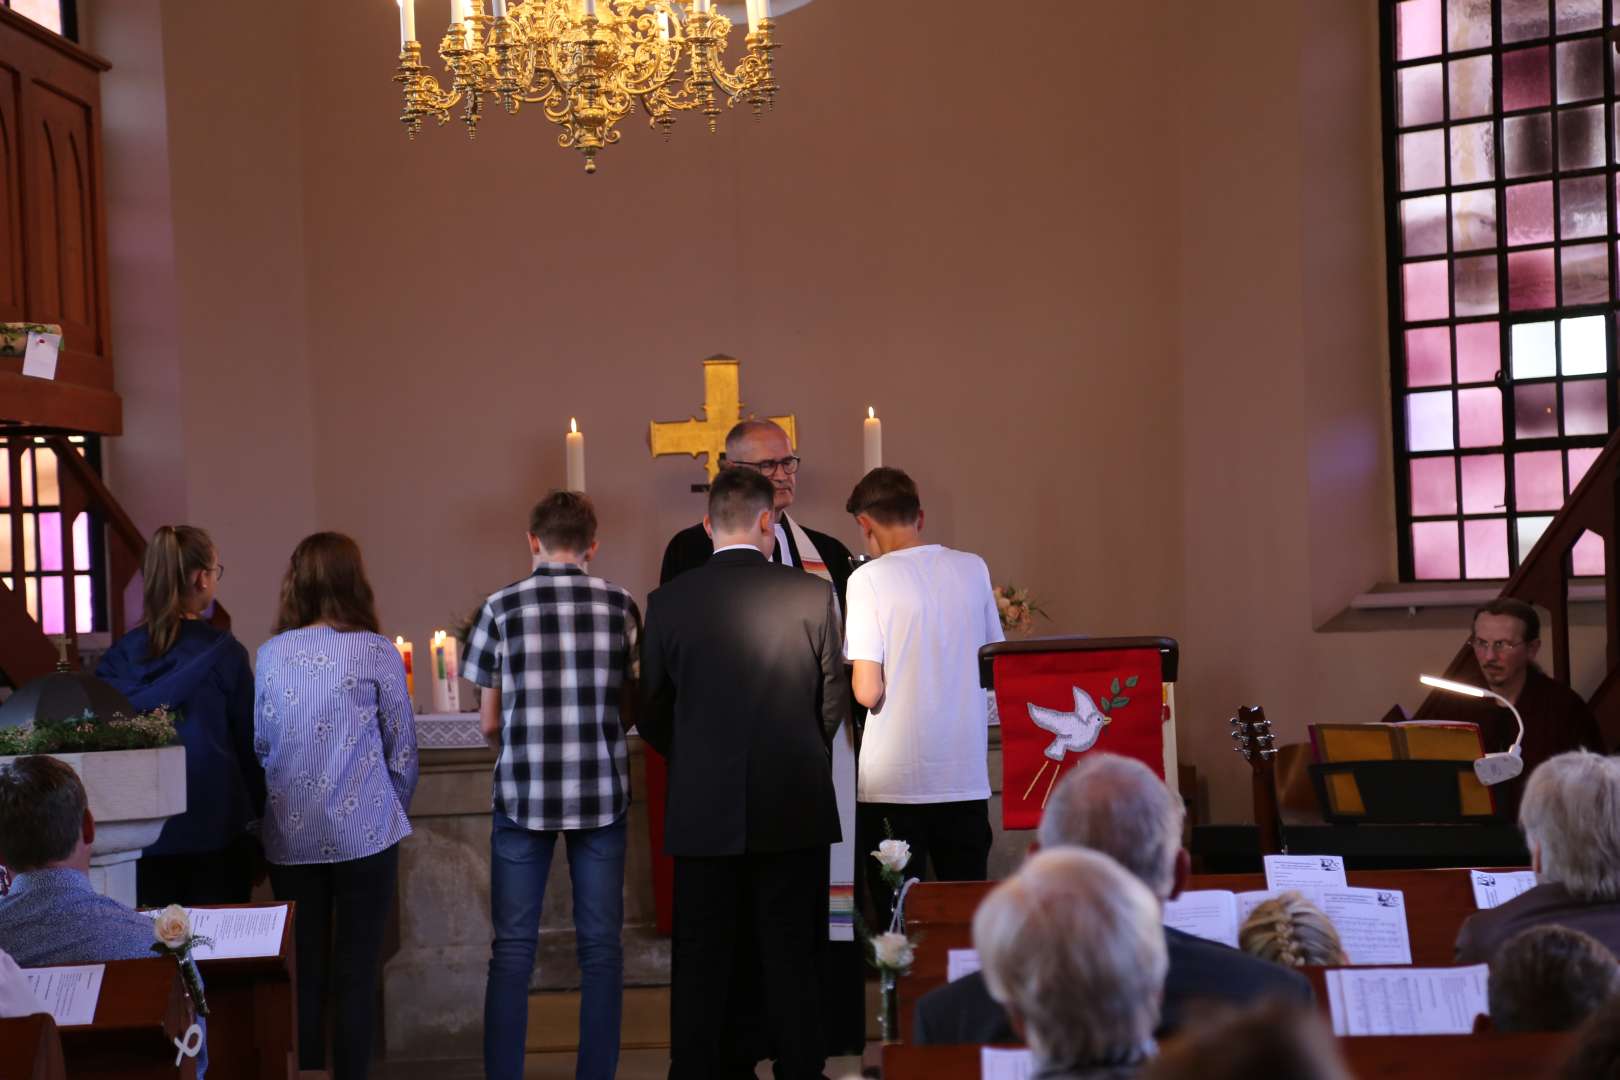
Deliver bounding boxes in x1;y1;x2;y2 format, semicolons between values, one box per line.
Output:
393;0;780;173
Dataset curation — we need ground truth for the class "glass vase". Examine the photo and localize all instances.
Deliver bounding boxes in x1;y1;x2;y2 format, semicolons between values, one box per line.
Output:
879;968;899;1043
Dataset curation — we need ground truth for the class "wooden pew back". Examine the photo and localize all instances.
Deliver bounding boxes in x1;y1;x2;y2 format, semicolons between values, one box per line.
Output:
51;956;195;1080
0;1013;66;1080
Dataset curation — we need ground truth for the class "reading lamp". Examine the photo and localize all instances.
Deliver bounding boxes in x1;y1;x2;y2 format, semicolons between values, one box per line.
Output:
1418;674;1525;786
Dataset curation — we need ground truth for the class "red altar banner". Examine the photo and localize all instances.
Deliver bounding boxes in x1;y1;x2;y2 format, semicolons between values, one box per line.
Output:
994;645;1168;831
644;750;676;935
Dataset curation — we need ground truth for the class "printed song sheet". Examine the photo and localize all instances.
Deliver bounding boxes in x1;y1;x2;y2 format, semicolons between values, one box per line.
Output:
946;949;981;983
1469;869;1537;910
1167;887;1411;965
1263;854;1348;890
980;1046;1035;1080
146;905;290;960
1326;965;1488;1036
21;964;104;1027
1162;890;1241;948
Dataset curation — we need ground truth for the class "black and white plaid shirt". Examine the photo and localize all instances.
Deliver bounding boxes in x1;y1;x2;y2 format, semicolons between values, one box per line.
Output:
461;563;641;831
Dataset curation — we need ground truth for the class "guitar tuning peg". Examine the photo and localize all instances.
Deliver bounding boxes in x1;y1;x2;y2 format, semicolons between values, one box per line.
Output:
1229;730;1247;742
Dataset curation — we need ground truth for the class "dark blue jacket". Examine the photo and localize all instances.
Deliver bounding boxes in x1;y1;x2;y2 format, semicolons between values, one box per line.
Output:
96;621;264;856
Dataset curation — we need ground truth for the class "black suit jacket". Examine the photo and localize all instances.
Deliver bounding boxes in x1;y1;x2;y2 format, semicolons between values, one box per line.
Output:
1455;882;1620;965
640;548;850;857
659;516;856;604
911;927;1314;1045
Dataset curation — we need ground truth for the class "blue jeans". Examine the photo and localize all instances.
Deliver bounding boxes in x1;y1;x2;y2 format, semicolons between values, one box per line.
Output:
484;811;626;1080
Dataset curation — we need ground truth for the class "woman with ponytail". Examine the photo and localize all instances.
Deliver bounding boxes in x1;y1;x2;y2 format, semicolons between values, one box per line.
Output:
95;525;265;906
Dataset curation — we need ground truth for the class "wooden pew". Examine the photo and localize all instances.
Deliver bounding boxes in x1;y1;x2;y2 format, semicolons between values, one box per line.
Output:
0;1013;66;1080
53;956;196;1079
190;902;300;1080
897;867;1511;1044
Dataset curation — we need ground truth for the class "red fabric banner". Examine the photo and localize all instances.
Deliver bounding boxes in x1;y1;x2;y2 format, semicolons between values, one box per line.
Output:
995;647;1166;831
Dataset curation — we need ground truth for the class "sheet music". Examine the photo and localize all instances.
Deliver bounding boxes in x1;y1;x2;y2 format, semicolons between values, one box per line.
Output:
1162;890;1240;948
980;1046;1035;1079
1326;965;1488;1036
187;905;288;960
1470;869;1538;910
1316;887;1412;966
21;964;103;1027
946;949;981;983
1263;854;1347;890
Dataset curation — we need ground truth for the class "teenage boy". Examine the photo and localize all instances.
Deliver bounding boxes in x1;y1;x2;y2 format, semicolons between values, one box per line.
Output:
462;491;640;1080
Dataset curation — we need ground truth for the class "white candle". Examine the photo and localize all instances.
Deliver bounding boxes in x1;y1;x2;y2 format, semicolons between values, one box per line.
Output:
492;0;506;15
746;0;759;32
582;0;596;15
393;636;415;702
758;0;771;19
657;10;670;37
863;406;882;473
695;0;710;12
430;630;462;714
398;0;416;46
566;417;587;491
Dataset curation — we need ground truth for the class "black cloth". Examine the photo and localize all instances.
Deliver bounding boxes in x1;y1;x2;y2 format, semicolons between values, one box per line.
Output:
136;832;259;908
1455;881;1620;965
1417;666;1605;819
911;926;1314;1045
269;842;399;1079
857;799;993;917
659;516;856;606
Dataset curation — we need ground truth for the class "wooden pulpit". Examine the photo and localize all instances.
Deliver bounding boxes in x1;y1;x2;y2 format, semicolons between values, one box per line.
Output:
55;957;195;1079
0;1013;66;1080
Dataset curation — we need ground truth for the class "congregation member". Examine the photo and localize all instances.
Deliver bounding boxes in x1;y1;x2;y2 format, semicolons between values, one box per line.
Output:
1456;751;1620;964
843;466;1003;914
913;754;1309;1045
641;468;848;1080
1484;925;1620;1033
1142;1002;1351;1080
1418;599;1603;818
96;525;264;906
974;847;1167;1079
461;492;640;1080
1559;996;1620;1078
255;532;418;1080
1238;892;1347;969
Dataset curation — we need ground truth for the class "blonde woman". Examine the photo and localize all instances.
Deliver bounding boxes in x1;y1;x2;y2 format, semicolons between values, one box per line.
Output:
96;525;264;906
1238;892;1348;969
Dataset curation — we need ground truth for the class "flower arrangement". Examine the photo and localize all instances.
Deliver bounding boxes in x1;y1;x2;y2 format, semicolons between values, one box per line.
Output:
993;584;1048;635
865;825;922;1042
0;706;179;757
151;904;211;1015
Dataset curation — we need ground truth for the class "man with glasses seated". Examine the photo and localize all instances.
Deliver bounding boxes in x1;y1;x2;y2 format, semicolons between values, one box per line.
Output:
1420;598;1603;818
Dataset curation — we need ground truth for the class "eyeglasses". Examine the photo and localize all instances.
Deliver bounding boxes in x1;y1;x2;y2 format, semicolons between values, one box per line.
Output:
729;455;801;476
1467;636;1525;654
211;564;226;581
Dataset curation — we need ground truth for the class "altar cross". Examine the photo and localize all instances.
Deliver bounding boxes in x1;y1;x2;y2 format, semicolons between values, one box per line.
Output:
648;357;797;483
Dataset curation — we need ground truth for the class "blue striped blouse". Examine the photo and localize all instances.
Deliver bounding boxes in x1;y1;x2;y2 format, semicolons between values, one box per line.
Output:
253;626;418;865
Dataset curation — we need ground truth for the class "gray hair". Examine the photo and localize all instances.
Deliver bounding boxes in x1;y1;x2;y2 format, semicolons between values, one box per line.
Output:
724;419;788;456
1037;754;1183;900
1520;751;1620;902
1488;925;1620;1033
975;848;1165;1069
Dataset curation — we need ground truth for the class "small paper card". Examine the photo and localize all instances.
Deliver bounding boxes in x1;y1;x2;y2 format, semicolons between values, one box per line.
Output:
1264;854;1348;890
980;1046;1035;1079
946;948;981;983
22;964;104;1027
1470;869;1537;910
1325;964;1488;1036
21;331;61;380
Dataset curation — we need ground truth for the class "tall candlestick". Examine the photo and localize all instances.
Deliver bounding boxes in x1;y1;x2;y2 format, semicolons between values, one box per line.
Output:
657;9;671;38
430;630;462;714
566;417;587;491
393;636;415;701
863;406;883;473
398;0;415;46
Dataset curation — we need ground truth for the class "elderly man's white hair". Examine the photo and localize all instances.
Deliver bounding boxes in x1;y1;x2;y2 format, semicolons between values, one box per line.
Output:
1521;750;1620;902
974;847;1166;1068
1036;753;1183;900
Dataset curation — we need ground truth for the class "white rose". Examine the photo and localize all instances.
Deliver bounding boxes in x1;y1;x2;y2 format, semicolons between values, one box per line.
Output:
153;904;191;949
871;839;911;874
872;931;915;970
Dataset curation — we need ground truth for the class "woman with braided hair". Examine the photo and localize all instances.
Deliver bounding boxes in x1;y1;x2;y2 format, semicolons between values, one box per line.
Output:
1238;891;1348;969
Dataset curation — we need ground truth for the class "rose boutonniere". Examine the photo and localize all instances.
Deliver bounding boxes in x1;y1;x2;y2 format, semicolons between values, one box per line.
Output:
150;904;211;1016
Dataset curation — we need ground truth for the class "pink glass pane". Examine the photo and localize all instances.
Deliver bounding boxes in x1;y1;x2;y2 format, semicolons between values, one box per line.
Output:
1462;454;1506;513
1401;64;1445;127
0;517;9;573
1409;390;1457;451
1507;181;1554;245
1450;55;1493;119
1518;516;1555;559
1515;450;1565;509
1508;248;1557;309
1455;255;1500;316
71;513;89;568
1405;194;1449;256
1559;175;1607;239
0;447;8;507
73;574;93;634
1464;519;1511;578
1450;0;1494;49
1561;314;1606;375
1558;0;1603;32
1564;379;1610;435
1561;242;1608;304
1569;446;1603;489
38;512;61;572
1406;327;1453;386
1401;129;1447;190
1503;0;1550;41
1406;260;1451;321
1411;457;1458;515
1452;189;1496;251
20;452;32;504
39;575;63;636
1414;520;1463;579
1515;383;1560;437
1556;39;1603;103
1559;106;1605;170
1512;320;1557;378
1458;386;1505;446
24;578;35;621
1572;530;1605;576
1451;121;1496;183
1504;113;1553;177
1398;0;1443;59
1503;47;1551;111
1456;322;1501;382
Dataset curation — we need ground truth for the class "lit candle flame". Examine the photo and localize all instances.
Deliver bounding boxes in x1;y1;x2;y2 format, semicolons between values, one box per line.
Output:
570;417;578;433
395;635;405;646
868;406;875;419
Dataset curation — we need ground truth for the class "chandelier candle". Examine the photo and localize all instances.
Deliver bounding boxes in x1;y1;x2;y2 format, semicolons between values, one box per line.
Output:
864;407;882;473
566;418;586;492
431;631;462;714
398;0;415;49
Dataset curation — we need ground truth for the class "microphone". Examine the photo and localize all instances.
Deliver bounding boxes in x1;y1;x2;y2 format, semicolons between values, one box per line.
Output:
1419;675;1525;786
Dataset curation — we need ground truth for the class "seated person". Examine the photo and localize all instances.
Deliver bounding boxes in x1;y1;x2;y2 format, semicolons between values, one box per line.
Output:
1142;1001;1351;1080
1239;892;1347;968
913;754;1310;1045
1456;751;1620;964
1558;995;1620;1079
1417;599;1603;819
1485;925;1620;1033
975;847;1165;1079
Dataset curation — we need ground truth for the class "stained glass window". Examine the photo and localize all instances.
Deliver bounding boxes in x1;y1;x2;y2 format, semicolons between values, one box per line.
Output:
1386;0;1617;580
2;0;76;39
0;436;102;635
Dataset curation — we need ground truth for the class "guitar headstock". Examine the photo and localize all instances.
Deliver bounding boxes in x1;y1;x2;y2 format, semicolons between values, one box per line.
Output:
1230;704;1276;767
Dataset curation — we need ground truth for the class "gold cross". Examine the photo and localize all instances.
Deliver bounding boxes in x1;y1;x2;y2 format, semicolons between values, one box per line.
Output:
648;357;797;482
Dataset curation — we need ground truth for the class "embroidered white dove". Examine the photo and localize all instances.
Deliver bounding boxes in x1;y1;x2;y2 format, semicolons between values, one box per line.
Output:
1027;687;1111;761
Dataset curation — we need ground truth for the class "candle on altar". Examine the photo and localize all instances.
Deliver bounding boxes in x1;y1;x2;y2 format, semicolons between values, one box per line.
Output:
430;630;462;714
397;0;415;46
566;417;587;491
393;636;415;701
657;10;671;37
863;406;883;473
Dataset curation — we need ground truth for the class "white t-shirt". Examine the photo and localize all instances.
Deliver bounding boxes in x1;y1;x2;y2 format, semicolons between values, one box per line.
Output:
844;544;1004;803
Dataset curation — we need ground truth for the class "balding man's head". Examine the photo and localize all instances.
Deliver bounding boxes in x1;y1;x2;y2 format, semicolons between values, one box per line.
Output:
724;420;796;513
1037;754;1184;900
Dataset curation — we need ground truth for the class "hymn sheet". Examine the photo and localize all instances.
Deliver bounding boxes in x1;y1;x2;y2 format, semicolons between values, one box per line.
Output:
946;949;982;983
22;964;104;1027
1263;854;1348;889
1469;869;1537;910
1325;965;1489;1036
980;1046;1035;1079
